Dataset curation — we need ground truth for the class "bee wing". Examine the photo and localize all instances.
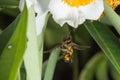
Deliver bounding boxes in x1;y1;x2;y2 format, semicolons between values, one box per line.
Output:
72;43;91;50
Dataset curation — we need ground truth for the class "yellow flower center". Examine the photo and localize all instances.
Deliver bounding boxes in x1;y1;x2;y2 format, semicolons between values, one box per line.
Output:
63;0;95;7
100;0;120;19
106;0;120;10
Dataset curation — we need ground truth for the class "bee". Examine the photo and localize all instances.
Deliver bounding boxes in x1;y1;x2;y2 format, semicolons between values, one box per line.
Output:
61;36;90;62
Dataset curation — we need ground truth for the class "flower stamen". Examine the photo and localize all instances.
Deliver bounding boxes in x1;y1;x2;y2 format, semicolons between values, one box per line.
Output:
106;0;120;10
63;0;95;7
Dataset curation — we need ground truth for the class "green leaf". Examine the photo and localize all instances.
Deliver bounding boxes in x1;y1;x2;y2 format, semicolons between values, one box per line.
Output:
42;56;63;79
0;15;20;54
44;48;60;80
84;21;120;74
100;16;112;25
104;2;120;35
0;0;18;6
110;64;120;80
20;67;26;80
0;0;19;16
23;5;42;80
0;4;28;80
42;60;48;78
96;55;108;80
17;69;21;80
44;16;69;48
79;53;104;80
1;7;19;16
73;51;79;80
37;13;50;80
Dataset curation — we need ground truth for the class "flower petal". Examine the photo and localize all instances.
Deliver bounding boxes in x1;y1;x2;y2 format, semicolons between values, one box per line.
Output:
19;0;50;35
36;0;50;14
49;0;86;28
36;12;48;35
49;0;104;28
79;0;104;20
19;0;37;11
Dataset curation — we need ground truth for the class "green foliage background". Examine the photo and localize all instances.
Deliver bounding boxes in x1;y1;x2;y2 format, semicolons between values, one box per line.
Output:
0;0;120;80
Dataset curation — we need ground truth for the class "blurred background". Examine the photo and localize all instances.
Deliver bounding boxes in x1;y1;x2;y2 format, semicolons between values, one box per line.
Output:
0;1;120;80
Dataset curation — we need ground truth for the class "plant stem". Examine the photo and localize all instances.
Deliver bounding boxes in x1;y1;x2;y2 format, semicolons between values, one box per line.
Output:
104;1;120;35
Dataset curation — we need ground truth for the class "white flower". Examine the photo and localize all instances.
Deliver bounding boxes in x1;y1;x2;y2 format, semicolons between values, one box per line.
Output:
49;0;104;28
19;0;50;35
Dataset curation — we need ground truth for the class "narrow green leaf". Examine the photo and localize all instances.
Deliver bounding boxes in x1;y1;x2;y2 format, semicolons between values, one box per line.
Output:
42;60;48;78
42;56;63;79
73;52;79;80
0;0;18;6
0;0;19;16
0;4;28;80
23;5;42;80
37;13;50;80
100;16;112;25
17;69;21;80
84;21;120;74
1;7;19;17
110;64;120;80
96;56;108;80
44;48;60;80
104;2;120;35
20;67;26;80
79;53;104;80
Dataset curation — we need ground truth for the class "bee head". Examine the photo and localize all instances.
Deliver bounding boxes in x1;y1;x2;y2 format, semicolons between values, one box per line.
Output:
63;36;72;44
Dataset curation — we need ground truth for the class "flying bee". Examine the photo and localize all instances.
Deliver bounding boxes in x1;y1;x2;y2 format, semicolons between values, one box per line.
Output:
61;36;73;62
61;36;90;62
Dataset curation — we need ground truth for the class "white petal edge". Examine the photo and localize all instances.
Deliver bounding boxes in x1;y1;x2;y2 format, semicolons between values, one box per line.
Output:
79;0;104;20
36;12;48;35
19;0;37;11
19;0;49;35
49;0;104;28
19;0;50;14
49;0;86;28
